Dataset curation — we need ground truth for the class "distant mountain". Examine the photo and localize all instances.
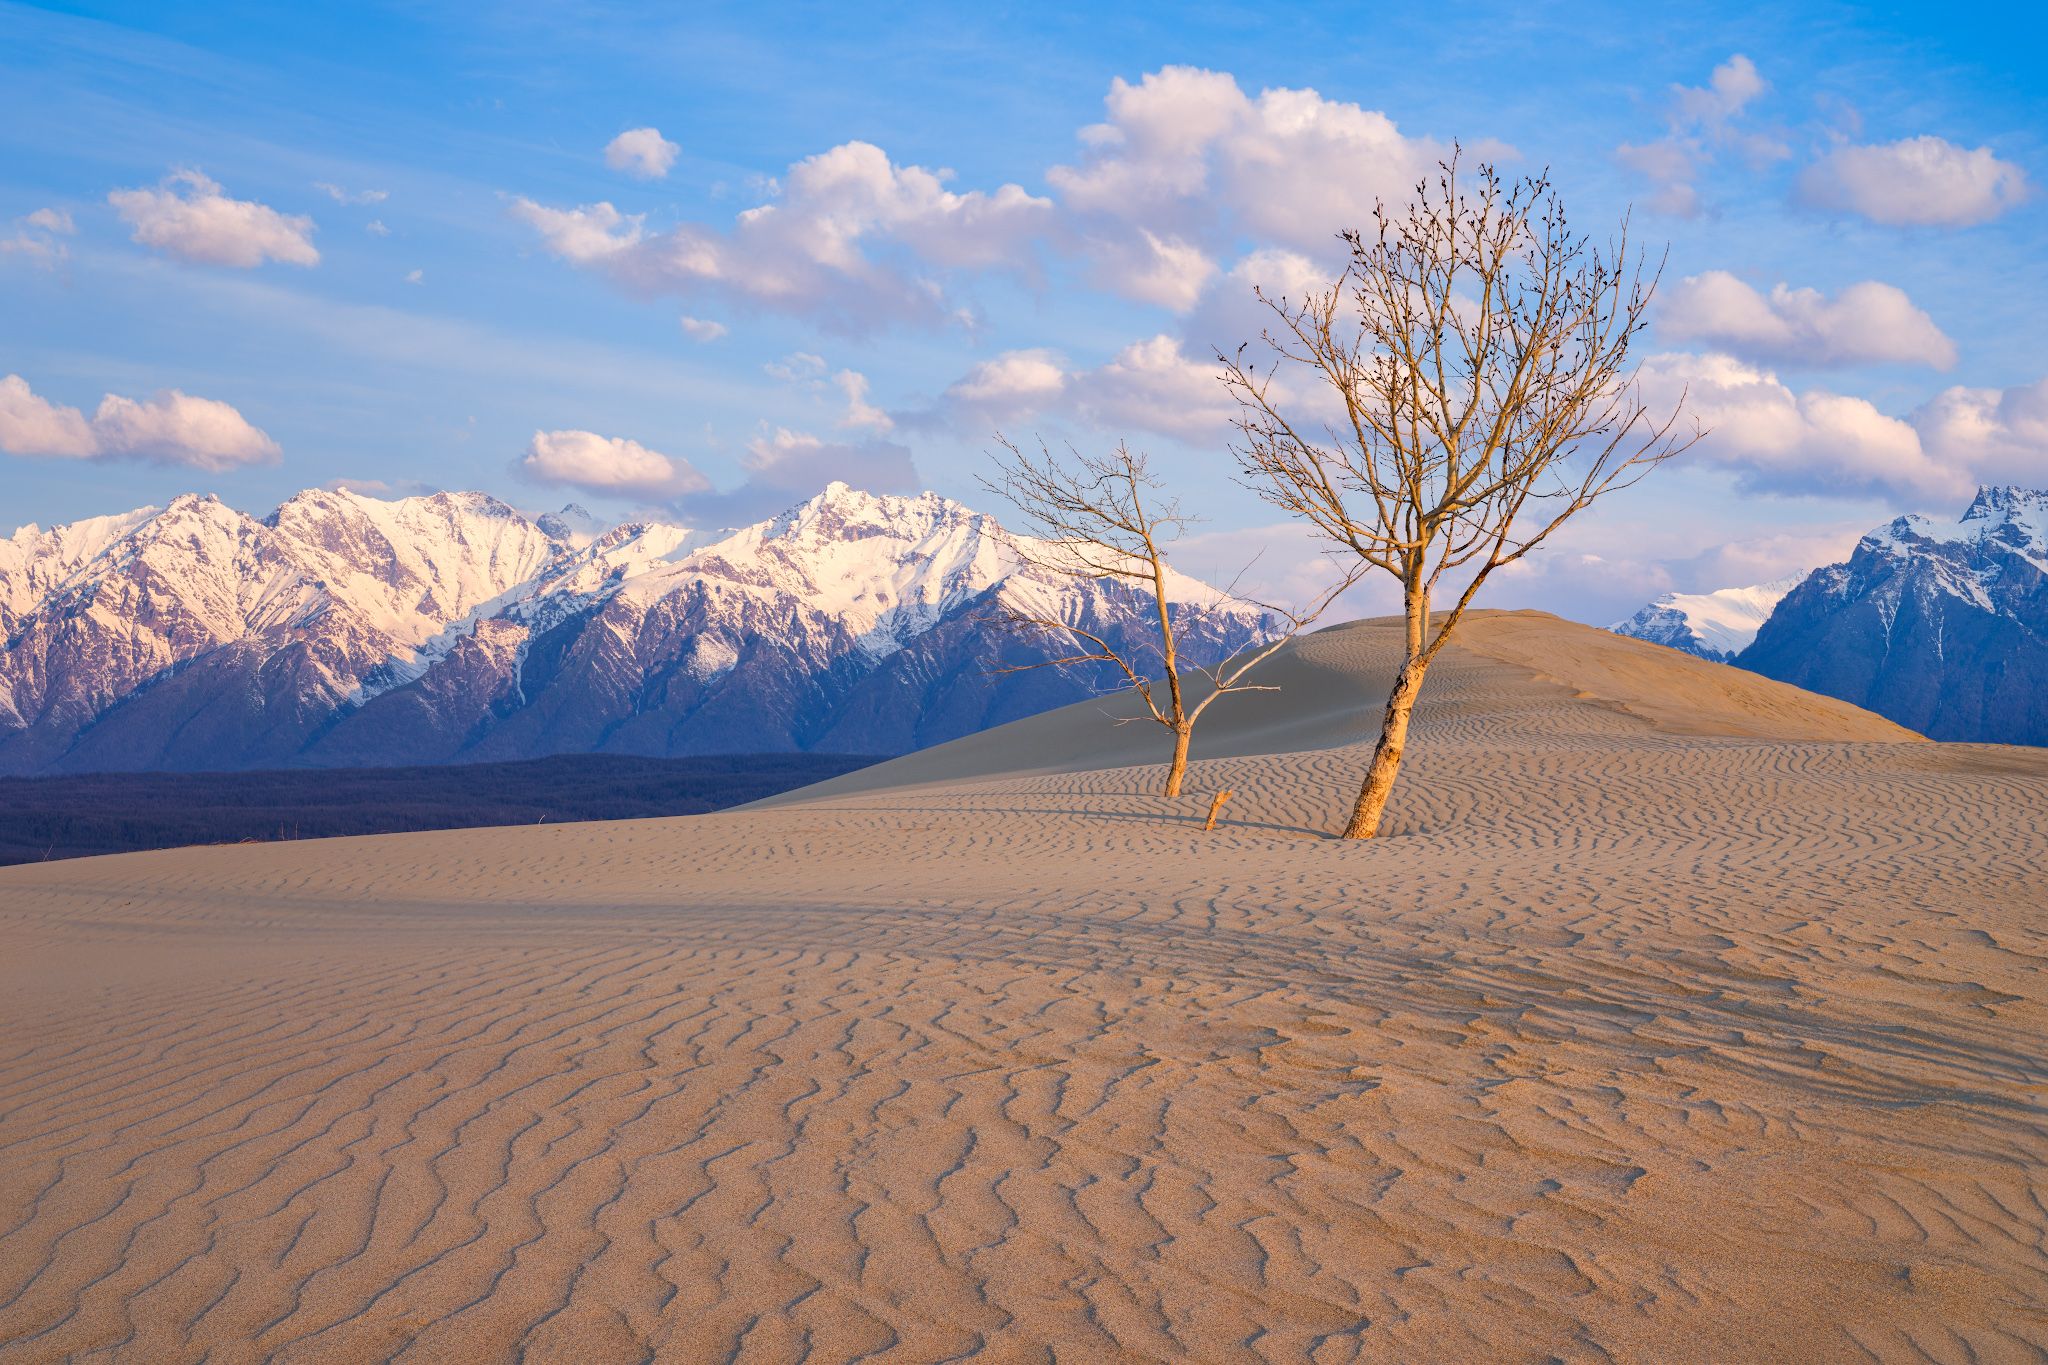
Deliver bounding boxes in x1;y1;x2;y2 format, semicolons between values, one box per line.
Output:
1610;575;1803;661
1737;486;2048;746
0;483;1278;775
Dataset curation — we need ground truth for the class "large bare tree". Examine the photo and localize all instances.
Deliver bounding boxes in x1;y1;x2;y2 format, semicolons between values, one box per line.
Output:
984;436;1352;799
1220;156;1696;839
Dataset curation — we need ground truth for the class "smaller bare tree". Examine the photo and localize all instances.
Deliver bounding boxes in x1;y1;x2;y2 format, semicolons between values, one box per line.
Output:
1221;154;1698;839
983;436;1352;799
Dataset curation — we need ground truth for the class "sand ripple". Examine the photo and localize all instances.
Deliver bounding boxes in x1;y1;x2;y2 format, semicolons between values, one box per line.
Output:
0;615;2042;1361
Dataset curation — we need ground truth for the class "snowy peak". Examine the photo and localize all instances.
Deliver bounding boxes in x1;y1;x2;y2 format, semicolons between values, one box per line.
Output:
1611;575;1804;662
0;504;162;629
0;480;1280;773
1739;486;2048;746
535;503;603;546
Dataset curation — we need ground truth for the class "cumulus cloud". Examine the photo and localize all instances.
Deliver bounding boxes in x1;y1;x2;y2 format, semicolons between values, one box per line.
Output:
679;315;728;341
109;170;318;267
1070;334;1236;441
509;67;1477;329
1181;247;1330;355
605;127;681;180
518;428;710;499
511;140;1053;331
1659;271;1956;369
1912;376;2048;485
1080;228;1217;311
507;197;644;263
1798;135;2029;227
906;334;1230;443
1639;352;2048;501
1670;54;1768;126
0;373;281;470
0;207;76;267
1643;352;1951;498
314;182;388;206
1050;66;1462;256
927;348;1071;426
833;369;892;432
1614;55;1788;217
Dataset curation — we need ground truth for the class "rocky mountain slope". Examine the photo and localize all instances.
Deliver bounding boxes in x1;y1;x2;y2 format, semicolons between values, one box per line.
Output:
0;483;1277;774
1738;486;2048;746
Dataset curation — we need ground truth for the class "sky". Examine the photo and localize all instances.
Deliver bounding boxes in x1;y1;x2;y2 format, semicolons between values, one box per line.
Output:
2;0;2044;624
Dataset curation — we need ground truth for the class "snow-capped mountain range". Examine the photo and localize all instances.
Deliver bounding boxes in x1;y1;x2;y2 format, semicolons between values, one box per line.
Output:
0;482;1278;774
1613;486;2048;746
1608;575;1803;662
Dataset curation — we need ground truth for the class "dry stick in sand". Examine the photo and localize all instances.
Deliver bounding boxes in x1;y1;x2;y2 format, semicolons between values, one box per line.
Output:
1203;789;1233;832
1221;149;1699;839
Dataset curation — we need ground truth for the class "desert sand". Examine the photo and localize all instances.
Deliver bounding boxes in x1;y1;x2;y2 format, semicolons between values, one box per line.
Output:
0;610;2042;1362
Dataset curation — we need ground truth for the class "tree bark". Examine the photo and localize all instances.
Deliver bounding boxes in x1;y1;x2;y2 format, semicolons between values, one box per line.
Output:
1341;655;1428;839
1164;725;1192;798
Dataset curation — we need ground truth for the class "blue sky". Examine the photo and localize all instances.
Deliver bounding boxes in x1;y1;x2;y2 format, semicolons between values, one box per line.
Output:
2;0;2043;622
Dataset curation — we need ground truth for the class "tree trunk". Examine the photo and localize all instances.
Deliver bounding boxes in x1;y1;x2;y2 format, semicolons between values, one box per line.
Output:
1163;725;1192;798
1341;656;1428;839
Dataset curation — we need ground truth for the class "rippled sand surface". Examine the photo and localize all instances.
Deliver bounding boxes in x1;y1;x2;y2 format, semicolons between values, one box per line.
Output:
1;613;2042;1362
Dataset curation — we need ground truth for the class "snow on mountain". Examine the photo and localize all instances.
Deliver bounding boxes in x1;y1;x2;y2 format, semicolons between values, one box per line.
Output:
1739;486;2048;745
0;482;1279;773
1610;575;1804;661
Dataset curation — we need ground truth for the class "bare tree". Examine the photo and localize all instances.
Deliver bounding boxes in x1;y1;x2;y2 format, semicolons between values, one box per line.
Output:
1220;154;1697;839
983;436;1352;799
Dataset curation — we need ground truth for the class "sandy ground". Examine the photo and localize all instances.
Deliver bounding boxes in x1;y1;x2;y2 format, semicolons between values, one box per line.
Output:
0;611;2042;1363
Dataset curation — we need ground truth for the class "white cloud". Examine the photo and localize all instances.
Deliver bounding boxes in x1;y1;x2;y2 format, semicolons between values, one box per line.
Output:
604;127;681;180
1070;334;1235;441
918;326;1258;444
519;428;710;499
0;374;95;456
109;169;319;267
1671;54;1768;126
314;182;388;205
1081;228;1217;311
1644;352;1979;500
1659;271;1956;369
679;315;728;341
1181;247;1330;356
764;351;827;383
366;219;390;237
939;348;1070;421
1798;135;2029;227
833;369;892;431
910;333;1232;442
512;140;1053;330
1911;377;2048;485
1049;65;1474;301
1614;55;1787;218
508;67;1483;328
0;208;77;267
1682;523;1869;589
404;269;423;284
0;373;280;470
506;197;644;264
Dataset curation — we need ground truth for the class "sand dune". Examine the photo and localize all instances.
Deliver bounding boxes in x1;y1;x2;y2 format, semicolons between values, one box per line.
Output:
0;611;2042;1361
